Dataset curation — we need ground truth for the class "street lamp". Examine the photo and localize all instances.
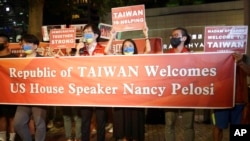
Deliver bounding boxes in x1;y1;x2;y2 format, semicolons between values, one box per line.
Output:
4;4;12;14
5;6;10;11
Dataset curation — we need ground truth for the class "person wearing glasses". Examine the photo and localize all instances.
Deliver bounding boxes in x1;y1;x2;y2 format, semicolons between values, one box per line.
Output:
165;27;195;141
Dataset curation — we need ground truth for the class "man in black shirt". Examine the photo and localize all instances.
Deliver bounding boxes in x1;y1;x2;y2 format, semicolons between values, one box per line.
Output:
0;33;17;141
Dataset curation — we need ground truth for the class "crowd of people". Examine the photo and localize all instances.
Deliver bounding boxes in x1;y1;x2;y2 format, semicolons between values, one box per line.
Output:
0;22;249;141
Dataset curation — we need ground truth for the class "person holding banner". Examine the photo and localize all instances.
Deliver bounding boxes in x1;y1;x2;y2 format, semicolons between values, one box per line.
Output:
232;52;250;125
13;34;47;141
104;25;151;141
75;23;107;141
165;27;195;141
212;52;250;141
62;106;82;141
60;48;82;141
75;24;104;56
104;26;151;55
0;33;18;141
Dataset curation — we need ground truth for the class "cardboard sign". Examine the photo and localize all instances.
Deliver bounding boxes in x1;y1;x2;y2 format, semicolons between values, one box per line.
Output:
69;24;86;40
49;28;76;49
112;5;146;32
204;26;248;53
41;25;66;41
99;23;112;39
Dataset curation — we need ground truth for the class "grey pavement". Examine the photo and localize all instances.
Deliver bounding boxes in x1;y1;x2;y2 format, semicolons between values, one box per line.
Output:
45;116;229;141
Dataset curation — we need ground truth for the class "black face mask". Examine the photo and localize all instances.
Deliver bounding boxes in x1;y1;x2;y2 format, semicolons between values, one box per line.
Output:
0;43;5;51
170;37;181;48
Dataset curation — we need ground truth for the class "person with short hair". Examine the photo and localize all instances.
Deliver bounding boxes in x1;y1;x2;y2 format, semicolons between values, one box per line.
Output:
76;24;107;141
13;34;47;141
165;27;195;141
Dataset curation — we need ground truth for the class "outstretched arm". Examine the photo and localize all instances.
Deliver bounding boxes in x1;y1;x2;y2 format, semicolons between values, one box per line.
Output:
143;26;151;54
104;28;117;55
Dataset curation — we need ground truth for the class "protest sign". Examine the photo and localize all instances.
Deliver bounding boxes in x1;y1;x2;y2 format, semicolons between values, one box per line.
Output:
69;24;86;40
49;28;76;49
112;5;145;32
41;25;66;42
204;26;248;53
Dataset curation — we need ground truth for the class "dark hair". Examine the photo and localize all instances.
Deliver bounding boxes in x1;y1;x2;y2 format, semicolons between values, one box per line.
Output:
83;24;101;42
172;27;191;45
0;33;10;42
121;39;138;55
21;34;40;45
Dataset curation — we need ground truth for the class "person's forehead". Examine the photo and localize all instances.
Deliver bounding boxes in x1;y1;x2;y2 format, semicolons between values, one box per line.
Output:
83;27;93;32
172;29;182;35
21;40;33;44
124;41;133;45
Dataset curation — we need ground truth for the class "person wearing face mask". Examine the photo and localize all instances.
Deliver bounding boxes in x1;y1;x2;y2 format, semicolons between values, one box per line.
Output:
167;27;191;53
104;25;151;141
0;33;18;141
165;27;195;141
13;34;47;141
212;52;250;141
0;33;17;57
74;24;107;141
75;24;104;56
61;49;82;141
19;34;43;57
